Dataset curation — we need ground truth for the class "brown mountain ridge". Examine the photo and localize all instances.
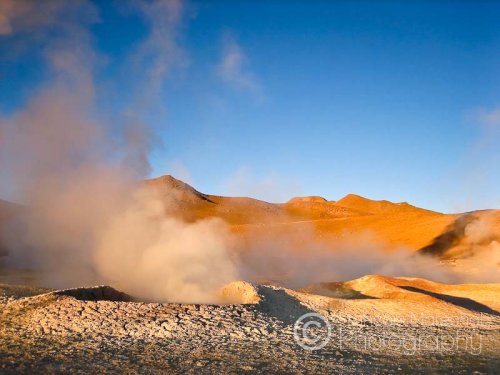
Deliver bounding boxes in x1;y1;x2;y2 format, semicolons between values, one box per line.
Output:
144;175;500;256
1;175;499;258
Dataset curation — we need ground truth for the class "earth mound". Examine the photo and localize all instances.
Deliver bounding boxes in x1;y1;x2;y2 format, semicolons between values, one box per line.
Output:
1;276;499;373
219;281;261;304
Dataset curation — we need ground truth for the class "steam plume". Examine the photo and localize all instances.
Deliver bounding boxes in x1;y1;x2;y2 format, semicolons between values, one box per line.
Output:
0;0;238;303
0;1;497;305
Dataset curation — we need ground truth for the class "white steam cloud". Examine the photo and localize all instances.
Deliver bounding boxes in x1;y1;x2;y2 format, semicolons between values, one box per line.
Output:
0;1;497;305
216;31;262;97
455;212;500;282
0;0;239;303
238;227;458;287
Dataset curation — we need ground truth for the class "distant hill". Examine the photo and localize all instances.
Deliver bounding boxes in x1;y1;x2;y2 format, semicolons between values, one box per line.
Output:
143;175;500;258
1;175;498;259
334;193;438;215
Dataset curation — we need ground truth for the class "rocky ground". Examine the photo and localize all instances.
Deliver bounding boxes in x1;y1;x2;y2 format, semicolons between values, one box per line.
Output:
1;279;499;374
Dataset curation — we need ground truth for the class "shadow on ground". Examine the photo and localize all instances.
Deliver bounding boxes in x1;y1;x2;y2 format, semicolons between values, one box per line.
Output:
55;286;135;302
400;286;499;316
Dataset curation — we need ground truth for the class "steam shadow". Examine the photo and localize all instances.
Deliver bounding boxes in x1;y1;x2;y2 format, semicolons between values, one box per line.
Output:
55;285;135;302
256;286;316;325
419;213;476;257
299;282;378;300
400;286;499;316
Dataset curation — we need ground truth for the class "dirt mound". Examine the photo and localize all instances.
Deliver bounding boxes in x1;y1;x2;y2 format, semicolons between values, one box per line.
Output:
219;281;260;304
303;274;500;314
1;275;499;373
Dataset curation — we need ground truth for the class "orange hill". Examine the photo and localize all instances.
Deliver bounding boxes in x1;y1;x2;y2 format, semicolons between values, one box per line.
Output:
145;175;499;255
1;175;498;258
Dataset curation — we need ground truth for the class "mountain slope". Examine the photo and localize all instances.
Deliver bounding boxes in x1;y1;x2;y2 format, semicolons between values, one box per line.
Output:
1;175;498;257
144;175;459;251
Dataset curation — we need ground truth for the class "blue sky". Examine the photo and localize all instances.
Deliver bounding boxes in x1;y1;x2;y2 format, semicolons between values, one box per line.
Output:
1;1;499;212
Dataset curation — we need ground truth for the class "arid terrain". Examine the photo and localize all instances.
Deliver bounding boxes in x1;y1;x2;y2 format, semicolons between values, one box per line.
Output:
1;277;499;373
146;175;500;257
2;0;499;372
1;176;499;373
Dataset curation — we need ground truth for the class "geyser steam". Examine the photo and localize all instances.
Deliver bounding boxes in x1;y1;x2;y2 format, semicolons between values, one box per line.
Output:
0;1;497;304
0;0;238;302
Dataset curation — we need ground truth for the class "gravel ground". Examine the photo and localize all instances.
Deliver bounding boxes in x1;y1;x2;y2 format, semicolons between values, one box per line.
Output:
1;283;499;374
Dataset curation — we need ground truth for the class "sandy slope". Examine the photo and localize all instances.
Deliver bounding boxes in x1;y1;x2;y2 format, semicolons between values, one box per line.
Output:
300;275;500;317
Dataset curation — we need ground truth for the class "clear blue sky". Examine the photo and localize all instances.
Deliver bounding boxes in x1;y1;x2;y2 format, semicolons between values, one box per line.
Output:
1;1;499;212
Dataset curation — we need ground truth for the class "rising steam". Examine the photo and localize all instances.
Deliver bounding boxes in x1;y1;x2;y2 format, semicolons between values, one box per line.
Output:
0;0;239;303
238;226;460;287
0;1;497;304
454;212;500;282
